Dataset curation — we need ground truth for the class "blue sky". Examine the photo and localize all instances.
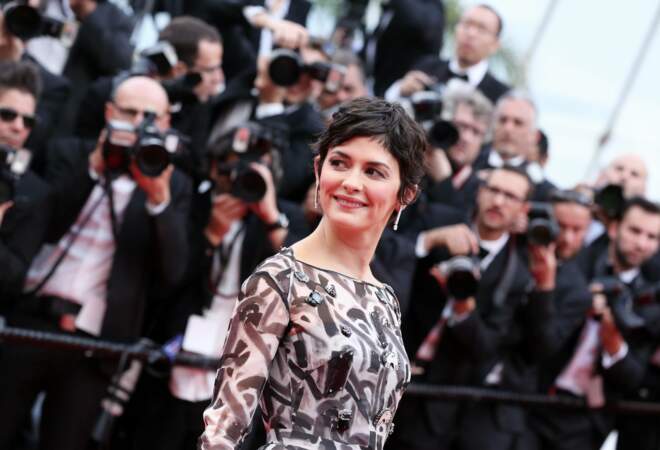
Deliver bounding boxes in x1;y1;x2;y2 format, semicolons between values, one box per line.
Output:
474;0;660;200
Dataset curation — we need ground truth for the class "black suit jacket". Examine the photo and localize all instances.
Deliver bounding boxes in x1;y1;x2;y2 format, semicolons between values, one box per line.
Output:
395;232;552;443
411;57;510;105
60;2;134;135
368;0;445;96
22;54;70;176
44;137;191;341
424;171;481;222
0;171;51;306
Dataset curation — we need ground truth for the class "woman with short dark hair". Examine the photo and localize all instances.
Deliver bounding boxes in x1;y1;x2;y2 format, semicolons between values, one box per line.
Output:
200;97;427;450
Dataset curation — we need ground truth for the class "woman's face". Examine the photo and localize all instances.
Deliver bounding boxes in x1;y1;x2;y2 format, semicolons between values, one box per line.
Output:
318;136;402;234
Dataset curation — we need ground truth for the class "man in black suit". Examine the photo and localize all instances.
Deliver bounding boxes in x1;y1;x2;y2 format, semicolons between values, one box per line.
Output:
0;61;51;311
60;0;134;135
555;197;660;450
389;166;555;450
526;191;599;450
474;90;556;202
422;80;493;219
0;76;191;450
188;0;311;82
0;8;70;176
365;0;445;97
385;4;508;104
208;48;325;204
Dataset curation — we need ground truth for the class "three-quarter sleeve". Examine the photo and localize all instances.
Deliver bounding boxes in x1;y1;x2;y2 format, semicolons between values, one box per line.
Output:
199;270;290;450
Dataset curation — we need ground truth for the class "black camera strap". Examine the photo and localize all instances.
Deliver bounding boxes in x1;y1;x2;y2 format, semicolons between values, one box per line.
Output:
492;237;520;308
103;175;120;242
26;185;108;296
208;223;246;296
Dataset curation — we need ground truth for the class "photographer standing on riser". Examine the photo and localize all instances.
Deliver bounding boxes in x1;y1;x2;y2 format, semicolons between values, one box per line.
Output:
0;75;191;450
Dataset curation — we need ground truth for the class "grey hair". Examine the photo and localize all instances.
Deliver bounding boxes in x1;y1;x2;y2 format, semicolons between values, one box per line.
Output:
495;89;539;126
441;79;494;129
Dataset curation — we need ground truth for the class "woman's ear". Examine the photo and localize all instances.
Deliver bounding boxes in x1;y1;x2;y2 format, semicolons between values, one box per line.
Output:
401;184;419;208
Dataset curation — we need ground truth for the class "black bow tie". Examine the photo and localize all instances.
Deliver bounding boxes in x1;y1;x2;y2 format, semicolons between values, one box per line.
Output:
478;246;489;260
448;70;469;82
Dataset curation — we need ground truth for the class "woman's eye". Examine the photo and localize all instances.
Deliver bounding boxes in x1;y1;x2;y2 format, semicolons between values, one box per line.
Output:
329;159;347;168
366;167;385;178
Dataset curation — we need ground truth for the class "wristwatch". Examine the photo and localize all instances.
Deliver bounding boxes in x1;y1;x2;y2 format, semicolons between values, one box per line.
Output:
265;212;289;231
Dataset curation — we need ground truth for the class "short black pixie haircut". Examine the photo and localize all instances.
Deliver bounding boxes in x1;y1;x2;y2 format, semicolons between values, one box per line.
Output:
314;97;427;204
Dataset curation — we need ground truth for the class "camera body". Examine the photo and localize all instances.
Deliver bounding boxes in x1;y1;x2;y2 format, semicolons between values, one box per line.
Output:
132;41;179;78
3;1;71;42
591;277;645;332
436;255;481;301
103;115;180;178
268;49;346;94
594;183;625;220
527;202;560;246
209;122;288;203
0;144;31;203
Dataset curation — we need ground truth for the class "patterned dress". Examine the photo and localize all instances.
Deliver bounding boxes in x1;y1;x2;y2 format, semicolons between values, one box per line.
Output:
200;247;411;450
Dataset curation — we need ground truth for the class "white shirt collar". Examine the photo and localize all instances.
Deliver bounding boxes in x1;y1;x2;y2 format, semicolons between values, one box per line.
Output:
479;231;510;271
255;102;285;119
618;267;640;284
488;149;526;168
449;57;489;87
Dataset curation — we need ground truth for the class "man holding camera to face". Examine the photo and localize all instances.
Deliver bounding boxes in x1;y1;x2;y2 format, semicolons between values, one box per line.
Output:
130;121;308;450
0;60;51;312
389;166;556;450
564;197;660;449
0;75;191;450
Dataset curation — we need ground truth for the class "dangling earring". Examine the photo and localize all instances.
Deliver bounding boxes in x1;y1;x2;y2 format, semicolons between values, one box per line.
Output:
393;208;403;231
314;184;320;210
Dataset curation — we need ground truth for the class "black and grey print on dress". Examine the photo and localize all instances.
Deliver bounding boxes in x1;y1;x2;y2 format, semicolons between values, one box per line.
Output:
200;247;411;450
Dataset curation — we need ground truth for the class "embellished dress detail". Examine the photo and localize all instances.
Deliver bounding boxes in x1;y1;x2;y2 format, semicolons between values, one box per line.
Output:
200;248;411;450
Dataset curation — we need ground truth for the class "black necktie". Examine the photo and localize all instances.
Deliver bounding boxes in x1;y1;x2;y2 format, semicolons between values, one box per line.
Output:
448;70;469;82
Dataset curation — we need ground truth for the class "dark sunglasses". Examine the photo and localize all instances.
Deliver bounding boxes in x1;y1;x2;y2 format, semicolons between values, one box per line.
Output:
0;107;37;129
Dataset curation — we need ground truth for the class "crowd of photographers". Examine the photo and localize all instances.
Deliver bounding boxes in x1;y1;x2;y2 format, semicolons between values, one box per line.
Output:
0;0;659;449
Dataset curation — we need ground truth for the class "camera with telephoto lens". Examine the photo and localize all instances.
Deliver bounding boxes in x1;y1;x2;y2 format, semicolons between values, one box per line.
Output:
435;256;480;301
2;1;70;42
103;113;180;178
410;82;445;124
209;122;288;203
594;183;625;220
591;277;645;332
527;202;560;246
268;49;346;94
0;144;31;203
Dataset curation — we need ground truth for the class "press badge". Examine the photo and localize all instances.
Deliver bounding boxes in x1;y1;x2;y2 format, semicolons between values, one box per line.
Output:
182;300;234;357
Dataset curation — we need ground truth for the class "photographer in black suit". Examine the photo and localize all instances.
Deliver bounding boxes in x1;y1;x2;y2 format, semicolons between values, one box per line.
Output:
568;197;660;450
385;4;508;104
0;76;191;450
421;80;493;219
60;0;134;134
389;166;555;450
0;8;70;176
0;60;51;310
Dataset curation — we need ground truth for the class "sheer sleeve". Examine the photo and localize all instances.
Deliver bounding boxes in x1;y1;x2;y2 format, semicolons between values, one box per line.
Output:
200;269;290;450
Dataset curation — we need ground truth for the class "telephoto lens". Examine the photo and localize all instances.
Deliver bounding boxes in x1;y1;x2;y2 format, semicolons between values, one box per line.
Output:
527;202;560;246
437;256;480;301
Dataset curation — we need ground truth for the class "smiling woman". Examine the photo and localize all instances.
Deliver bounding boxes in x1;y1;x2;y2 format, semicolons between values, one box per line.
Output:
199;97;427;450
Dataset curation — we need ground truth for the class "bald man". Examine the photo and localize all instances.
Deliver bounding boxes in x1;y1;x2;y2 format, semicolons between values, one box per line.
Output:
596;152;648;198
0;76;192;450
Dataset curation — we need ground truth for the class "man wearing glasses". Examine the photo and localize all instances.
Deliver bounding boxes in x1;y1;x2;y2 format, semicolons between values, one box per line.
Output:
391;166;557;450
0;60;51;309
385;4;509;105
0;75;191;450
